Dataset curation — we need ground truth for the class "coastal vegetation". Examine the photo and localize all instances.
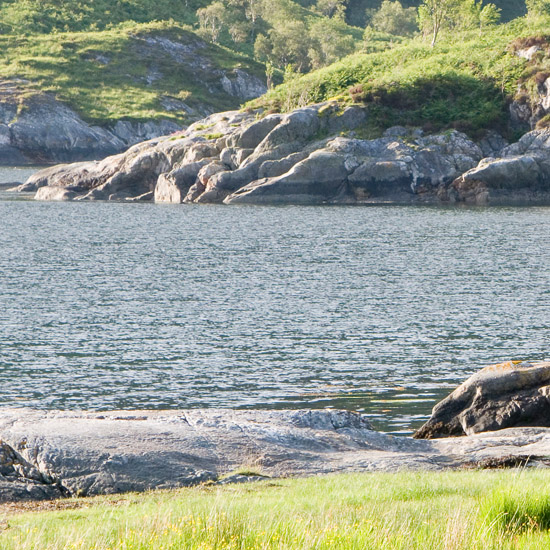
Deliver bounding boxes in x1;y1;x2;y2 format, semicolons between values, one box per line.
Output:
252;15;550;137
0;0;544;131
4;470;550;549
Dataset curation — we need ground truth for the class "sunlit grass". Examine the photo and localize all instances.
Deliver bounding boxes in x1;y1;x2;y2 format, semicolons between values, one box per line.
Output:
0;21;264;125
252;16;550;138
3;470;550;549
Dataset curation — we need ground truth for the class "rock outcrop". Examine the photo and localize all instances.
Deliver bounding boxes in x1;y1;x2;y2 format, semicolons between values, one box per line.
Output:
2;407;550;502
0;84;181;165
0;27;267;165
448;130;550;204
414;361;550;439
16;97;550;206
20;103;490;204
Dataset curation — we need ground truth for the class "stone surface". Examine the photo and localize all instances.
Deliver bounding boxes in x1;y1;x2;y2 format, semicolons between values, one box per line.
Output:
19;100;550;206
2;407;550;502
414;361;550;439
0;85;182;165
448;129;550;205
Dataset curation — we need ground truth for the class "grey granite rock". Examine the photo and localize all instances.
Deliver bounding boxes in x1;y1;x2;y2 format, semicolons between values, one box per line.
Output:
415;361;550;439
449;129;550;205
19;100;550;206
2;407;550;502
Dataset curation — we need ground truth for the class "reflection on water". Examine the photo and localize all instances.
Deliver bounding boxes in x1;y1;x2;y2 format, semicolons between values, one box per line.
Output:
0;187;549;433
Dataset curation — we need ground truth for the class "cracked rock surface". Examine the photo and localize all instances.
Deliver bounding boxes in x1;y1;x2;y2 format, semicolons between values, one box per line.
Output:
16;103;486;204
2;407;550;502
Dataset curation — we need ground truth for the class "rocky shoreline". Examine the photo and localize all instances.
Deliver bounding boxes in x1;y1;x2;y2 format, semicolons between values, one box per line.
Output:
2;362;550;503
12;101;550;206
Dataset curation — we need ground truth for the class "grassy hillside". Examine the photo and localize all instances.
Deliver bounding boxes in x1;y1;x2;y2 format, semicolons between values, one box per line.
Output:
253;17;549;138
3;470;550;549
0;0;538;131
0;22;266;125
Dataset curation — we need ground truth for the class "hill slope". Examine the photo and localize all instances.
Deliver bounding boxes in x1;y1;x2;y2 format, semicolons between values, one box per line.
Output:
252;17;549;138
0;22;266;125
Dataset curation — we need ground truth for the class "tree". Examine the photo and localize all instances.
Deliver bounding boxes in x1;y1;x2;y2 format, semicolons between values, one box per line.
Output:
197;2;228;43
254;20;312;72
368;0;418;36
316;0;348;19
226;0;264;38
309;17;356;68
526;0;550;17
417;0;456;46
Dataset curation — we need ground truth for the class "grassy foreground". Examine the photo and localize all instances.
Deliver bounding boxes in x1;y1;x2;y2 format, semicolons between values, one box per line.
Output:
3;470;550;549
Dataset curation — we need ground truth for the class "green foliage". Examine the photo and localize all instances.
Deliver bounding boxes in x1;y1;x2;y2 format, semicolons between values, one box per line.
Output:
480;487;550;533
197;1;227;42
309;17;358;68
316;0;349;19
0;22;265;124
526;0;550;16
0;0;206;34
253;17;550;138
367;0;419;36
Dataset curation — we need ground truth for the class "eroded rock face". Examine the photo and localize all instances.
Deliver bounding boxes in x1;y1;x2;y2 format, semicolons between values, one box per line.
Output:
448;129;550;205
23;103;490;204
414;361;550;439
0;86;181;165
0;440;64;502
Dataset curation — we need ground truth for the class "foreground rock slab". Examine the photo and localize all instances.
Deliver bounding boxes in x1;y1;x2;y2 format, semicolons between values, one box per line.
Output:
2;408;550;502
415;361;550;439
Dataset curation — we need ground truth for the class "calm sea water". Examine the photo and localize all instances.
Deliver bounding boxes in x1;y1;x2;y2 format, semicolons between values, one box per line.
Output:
1;167;549;434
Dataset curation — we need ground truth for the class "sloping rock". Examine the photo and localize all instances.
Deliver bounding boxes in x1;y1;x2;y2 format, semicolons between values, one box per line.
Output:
17;136;188;200
2;407;550;502
0;441;64;502
414;361;550;439
0;84;182;165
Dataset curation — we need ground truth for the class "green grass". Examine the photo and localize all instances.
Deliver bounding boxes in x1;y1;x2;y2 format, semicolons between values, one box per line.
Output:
5;470;550;549
252;16;550;138
0;21;265;125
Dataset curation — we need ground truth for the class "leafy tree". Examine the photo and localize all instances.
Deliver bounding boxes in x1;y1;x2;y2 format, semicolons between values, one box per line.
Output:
526;0;550;17
309;17;356;68
197;1;228;43
254;20;312;72
368;0;418;36
417;0;457;46
226;0;264;38
418;0;500;45
457;0;500;33
316;0;348;19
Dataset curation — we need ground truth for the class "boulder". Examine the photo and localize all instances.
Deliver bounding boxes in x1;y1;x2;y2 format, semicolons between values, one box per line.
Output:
225;150;349;204
154;160;208;203
449;129;550;204
414;361;550;439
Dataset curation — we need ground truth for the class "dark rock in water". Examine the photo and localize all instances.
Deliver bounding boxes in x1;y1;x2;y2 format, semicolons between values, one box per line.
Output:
414;361;550;439
0;181;21;190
